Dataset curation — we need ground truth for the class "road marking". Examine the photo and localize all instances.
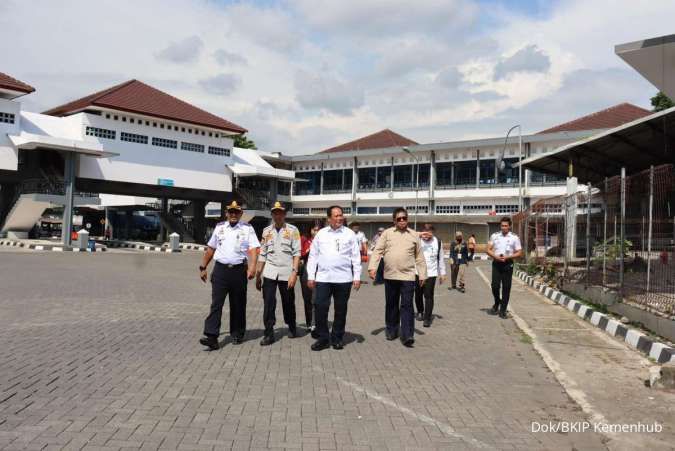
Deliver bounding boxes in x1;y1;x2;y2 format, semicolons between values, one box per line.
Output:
474;267;613;435
313;366;495;450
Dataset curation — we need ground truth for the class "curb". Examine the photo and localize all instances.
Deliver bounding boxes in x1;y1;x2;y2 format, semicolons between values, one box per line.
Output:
103;241;180;253
0;240;106;252
514;269;675;364
179;243;207;251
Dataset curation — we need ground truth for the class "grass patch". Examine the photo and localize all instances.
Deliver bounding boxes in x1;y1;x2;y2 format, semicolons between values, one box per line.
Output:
520;333;533;344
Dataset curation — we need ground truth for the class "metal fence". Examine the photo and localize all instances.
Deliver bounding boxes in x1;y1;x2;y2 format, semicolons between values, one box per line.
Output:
513;164;675;317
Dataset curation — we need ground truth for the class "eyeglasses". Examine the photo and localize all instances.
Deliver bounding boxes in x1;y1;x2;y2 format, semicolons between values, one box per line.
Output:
395;216;408;222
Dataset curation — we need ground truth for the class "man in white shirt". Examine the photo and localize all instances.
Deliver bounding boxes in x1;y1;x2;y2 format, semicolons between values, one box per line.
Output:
487;217;523;319
415;223;446;328
307;206;362;351
350;222;368;256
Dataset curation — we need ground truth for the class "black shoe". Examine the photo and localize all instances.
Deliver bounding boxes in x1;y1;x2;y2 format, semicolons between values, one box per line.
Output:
423;320;431;328
402;337;415;348
199;336;219;350
491;304;499;314
332;341;344;350
311;329;319;339
232;336;244;345
450;286;456;290
459;287;465;293
288;327;298;338
260;335;275;346
499;311;508;319
415;313;423;321
311;340;330;351
385;331;399;341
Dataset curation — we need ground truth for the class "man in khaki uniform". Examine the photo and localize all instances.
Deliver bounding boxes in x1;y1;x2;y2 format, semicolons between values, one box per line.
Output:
256;201;301;345
368;207;427;347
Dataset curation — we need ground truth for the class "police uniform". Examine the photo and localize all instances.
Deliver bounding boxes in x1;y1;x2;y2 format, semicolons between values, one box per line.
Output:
489;231;522;316
203;202;260;342
259;203;301;341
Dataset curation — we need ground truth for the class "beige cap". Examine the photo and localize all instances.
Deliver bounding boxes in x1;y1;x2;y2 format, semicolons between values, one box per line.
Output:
455;231;463;237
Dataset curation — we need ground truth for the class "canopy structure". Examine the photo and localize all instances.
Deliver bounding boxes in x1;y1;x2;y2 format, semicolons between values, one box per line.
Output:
616;34;675;101
9;132;118;158
229;147;295;180
519;107;675;184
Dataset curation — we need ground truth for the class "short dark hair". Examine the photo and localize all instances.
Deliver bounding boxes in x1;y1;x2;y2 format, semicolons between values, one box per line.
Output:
500;216;512;226
392;207;408;220
421;223;434;231
327;205;343;218
350;222;360;227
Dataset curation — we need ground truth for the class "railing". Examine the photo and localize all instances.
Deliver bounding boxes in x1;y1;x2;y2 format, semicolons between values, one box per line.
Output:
236;187;272;210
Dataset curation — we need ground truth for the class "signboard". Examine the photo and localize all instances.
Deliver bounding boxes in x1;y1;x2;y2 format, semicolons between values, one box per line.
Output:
157;178;174;187
73;215;83;226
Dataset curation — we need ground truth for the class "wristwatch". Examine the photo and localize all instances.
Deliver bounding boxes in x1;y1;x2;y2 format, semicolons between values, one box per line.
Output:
199;265;206;271
291;268;298;273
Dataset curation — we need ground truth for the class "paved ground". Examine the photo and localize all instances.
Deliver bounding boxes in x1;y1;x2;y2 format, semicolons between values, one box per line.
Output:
0;248;666;450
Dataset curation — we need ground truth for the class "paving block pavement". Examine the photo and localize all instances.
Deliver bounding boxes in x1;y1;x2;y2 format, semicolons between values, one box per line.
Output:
0;252;619;450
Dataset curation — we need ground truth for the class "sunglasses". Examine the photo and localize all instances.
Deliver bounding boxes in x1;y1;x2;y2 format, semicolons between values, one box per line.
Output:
395;216;408;222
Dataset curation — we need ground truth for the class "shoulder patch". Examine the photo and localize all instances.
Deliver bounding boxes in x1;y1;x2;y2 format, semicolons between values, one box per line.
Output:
216;221;226;226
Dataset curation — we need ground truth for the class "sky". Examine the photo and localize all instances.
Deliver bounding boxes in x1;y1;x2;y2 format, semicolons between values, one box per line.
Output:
0;0;672;155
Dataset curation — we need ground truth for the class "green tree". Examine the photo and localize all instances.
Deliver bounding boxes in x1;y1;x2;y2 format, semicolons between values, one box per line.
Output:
233;134;257;149
650;91;675;112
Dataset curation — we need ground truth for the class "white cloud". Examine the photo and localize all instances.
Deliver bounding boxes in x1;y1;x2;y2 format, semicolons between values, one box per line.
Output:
294;71;365;116
212;49;248;66
156;35;204;64
199;73;241;96
493;45;551;79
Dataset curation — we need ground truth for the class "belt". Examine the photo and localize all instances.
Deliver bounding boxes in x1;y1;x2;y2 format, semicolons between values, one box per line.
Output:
216;261;247;269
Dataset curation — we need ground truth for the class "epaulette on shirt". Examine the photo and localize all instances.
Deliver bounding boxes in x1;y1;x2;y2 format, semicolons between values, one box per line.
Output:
216;221;226;226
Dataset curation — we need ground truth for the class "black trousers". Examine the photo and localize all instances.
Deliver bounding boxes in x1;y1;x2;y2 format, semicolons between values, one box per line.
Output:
384;279;416;340
414;276;437;320
299;262;315;326
204;262;247;338
491;262;514;313
262;277;296;337
314;282;352;342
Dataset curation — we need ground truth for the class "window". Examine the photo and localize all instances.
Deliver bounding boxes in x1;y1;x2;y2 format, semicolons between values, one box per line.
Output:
122;117;127;122
357;206;378;214
495;204;519;214
152;137;177;149
207;146;230;156
114;115;119;120
358;167;376;190
436;162;453;187
323;169;352;193
293;171;321;195
342;207;352;215
105;114;111;119
278;181;291;195
120;132;148;144
153;122;157;127
394;164;413;190
209;132;213;137
181;141;205;153
454;160;476;186
85;126;116;139
379;206;397;214
497;158;520;184
130;118;135;124
0;112;15;124
310;208;327;215
416;163;430;188
464;205;491;214
479;159;495;185
160;123;165;129
292;208;310;215
145;121;150;126
376;166;392;190
406;205;429;214
436;205;460;214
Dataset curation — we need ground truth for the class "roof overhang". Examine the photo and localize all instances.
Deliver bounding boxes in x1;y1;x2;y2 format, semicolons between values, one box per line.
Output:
616;34;675;100
228;163;295;181
8;132;119;158
519;107;675;184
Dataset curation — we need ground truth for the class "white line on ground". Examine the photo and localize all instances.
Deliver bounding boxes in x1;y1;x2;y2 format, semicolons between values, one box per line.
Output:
313;366;495;450
474;266;614;437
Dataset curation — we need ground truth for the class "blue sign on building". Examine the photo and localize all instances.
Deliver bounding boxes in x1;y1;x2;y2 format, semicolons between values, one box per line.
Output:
157;178;174;187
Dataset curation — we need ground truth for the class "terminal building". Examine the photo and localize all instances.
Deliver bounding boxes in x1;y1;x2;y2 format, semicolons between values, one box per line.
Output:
0;70;655;246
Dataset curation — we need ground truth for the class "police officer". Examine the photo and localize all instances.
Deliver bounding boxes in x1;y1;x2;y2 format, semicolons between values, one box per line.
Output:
199;201;260;350
487;216;523;319
255;201;301;345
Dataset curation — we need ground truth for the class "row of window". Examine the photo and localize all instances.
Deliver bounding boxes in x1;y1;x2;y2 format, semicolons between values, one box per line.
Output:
103;112;228;138
291;205;518;215
86;126;231;156
0;112;15;124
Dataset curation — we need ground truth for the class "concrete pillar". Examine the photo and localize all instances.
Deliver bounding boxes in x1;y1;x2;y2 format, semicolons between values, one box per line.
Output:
169;232;180;251
159;197;168;242
429;151;436;216
0;183;19;230
61;152;77;246
76;228;89;251
565;177;578;260
192;200;206;244
125;210;133;239
352;157;358;213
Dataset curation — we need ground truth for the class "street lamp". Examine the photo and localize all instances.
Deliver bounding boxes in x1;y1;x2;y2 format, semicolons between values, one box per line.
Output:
497;125;523;213
402;147;419;230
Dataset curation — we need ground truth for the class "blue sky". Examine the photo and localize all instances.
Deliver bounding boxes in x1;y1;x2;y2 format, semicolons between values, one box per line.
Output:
1;0;671;154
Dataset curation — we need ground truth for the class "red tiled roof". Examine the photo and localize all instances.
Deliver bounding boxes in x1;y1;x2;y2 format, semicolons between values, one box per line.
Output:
537;103;651;134
0;72;35;94
43;79;246;133
321;129;417;153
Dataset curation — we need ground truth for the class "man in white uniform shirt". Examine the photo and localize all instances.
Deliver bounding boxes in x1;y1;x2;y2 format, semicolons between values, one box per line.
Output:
307;206;362;351
415;223;446;328
199;201;260;350
487;216;522;319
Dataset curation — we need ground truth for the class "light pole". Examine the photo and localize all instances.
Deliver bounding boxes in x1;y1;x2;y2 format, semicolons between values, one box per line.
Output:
497;125;523;213
402;147;419;230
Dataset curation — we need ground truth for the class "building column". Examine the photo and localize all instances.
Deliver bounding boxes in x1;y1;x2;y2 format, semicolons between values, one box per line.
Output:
429;151;436;216
124;210;133;239
475;149;480;188
159;197;168;242
61;152;77;246
320;162;324;195
390;157;394;193
192;200;206;244
0;183;19;230
270;178;278;203
352;157;358;213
